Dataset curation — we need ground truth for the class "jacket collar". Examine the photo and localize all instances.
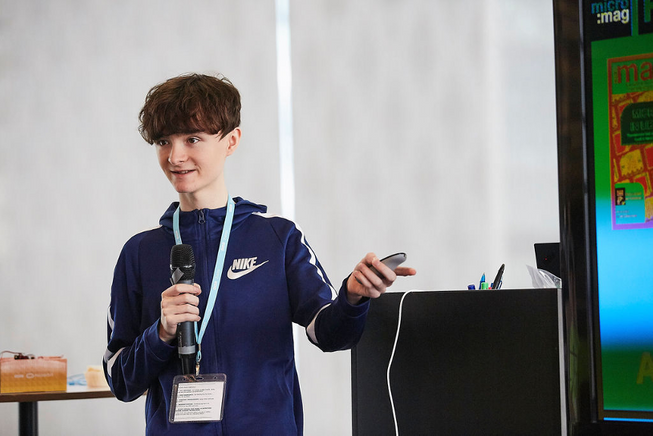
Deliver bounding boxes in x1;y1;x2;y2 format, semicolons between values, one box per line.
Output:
159;197;267;239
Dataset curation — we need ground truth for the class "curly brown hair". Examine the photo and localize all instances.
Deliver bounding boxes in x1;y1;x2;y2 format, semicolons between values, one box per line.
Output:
138;73;241;144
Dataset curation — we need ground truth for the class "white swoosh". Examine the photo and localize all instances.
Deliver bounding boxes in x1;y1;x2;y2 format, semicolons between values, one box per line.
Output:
227;260;269;280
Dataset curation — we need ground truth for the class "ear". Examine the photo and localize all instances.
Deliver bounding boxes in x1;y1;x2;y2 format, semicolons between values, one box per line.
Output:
225;128;241;156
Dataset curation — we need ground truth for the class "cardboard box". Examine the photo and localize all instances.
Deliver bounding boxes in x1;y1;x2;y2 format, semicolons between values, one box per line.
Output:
0;354;67;394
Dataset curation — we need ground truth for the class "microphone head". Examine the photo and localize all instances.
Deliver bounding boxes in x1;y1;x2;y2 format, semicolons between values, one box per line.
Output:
170;244;196;282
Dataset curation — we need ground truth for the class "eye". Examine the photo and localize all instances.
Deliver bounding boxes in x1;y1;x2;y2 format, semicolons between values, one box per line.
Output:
156;139;169;146
188;137;200;144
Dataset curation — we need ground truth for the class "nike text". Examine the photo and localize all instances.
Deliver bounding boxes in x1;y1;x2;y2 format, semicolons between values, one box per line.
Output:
227;257;269;280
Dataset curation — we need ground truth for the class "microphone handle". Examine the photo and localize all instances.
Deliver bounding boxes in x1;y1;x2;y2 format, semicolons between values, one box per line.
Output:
176;279;197;375
178;321;196;375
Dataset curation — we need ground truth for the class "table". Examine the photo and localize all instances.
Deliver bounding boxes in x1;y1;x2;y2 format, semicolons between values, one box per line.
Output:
0;385;114;436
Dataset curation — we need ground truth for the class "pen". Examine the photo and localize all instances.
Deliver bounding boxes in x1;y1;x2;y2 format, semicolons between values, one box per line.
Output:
491;264;505;290
480;273;488;290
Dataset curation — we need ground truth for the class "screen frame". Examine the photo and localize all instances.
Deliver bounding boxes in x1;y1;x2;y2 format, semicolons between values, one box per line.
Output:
554;0;653;433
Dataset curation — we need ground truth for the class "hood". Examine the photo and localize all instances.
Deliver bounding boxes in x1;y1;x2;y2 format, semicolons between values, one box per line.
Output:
159;197;267;239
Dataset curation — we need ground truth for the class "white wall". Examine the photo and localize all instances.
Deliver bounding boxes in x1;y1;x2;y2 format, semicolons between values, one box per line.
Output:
292;2;559;434
0;1;559;435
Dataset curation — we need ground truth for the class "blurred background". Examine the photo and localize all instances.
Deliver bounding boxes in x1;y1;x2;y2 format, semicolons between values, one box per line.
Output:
0;0;559;434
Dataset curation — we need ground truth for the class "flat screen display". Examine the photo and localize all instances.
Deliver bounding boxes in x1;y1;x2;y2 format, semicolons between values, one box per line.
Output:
584;0;653;421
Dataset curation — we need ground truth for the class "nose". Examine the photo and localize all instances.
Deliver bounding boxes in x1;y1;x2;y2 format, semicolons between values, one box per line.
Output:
167;141;187;165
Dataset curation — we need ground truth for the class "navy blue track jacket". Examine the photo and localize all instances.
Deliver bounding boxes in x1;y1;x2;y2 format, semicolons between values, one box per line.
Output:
103;197;369;435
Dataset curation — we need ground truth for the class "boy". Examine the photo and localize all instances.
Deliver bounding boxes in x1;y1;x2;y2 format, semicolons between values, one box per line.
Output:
103;73;415;435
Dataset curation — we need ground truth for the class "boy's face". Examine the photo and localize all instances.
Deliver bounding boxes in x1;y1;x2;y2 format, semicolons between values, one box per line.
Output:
155;129;240;206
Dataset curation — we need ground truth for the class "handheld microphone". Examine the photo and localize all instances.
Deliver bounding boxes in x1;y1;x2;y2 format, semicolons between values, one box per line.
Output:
170;244;197;375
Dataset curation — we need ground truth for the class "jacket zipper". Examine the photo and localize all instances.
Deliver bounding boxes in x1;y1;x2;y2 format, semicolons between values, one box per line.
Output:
198;208;222;376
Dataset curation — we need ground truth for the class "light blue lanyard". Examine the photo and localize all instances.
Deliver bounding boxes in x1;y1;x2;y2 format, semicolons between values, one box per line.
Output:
172;196;235;366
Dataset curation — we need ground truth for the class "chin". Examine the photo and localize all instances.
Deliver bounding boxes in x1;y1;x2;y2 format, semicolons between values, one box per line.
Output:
171;184;194;194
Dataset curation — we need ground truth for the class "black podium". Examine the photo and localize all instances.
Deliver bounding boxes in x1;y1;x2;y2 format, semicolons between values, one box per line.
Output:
352;289;562;436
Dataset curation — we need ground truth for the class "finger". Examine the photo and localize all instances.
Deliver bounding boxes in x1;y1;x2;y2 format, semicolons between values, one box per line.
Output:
358;262;384;286
353;278;382;299
163;283;201;297
369;257;398;283
162;292;200;310
361;260;396;289
395;266;417;277
161;301;201;317
357;266;388;297
177;292;200;307
349;270;384;299
158;317;176;342
352;268;373;289
162;314;201;329
161;300;200;321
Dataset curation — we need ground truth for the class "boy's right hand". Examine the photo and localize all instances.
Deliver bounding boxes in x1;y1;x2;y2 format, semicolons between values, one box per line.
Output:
158;283;202;343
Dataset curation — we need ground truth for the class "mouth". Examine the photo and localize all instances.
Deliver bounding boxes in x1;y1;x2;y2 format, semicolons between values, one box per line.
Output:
171;169;195;175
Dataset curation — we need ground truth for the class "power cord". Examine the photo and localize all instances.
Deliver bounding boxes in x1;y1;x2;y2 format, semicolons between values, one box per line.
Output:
386;290;416;436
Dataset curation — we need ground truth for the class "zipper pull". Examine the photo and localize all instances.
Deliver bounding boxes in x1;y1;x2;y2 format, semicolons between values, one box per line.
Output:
198;210;206;224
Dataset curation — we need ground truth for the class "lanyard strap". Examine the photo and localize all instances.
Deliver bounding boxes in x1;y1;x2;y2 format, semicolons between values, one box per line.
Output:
172;196;235;365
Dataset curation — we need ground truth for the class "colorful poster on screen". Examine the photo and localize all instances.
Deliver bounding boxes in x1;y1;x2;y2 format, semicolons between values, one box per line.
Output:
588;0;653;420
608;54;653;229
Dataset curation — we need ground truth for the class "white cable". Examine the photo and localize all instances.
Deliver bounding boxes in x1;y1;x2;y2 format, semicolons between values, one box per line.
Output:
387;290;415;436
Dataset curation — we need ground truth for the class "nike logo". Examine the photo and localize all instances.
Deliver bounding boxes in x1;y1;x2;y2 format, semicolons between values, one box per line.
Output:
227;257;269;280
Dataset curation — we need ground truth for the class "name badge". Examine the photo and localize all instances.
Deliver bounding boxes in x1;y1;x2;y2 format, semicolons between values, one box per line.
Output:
169;374;227;423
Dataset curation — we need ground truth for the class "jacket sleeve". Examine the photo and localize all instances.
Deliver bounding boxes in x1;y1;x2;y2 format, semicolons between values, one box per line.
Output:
102;237;176;402
281;221;370;352
309;276;370;352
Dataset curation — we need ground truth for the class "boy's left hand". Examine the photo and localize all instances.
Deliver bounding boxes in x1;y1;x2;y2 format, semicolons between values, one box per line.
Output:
346;252;416;305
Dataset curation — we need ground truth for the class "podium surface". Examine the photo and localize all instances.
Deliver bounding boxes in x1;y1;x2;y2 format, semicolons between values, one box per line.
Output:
352;289;562;436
